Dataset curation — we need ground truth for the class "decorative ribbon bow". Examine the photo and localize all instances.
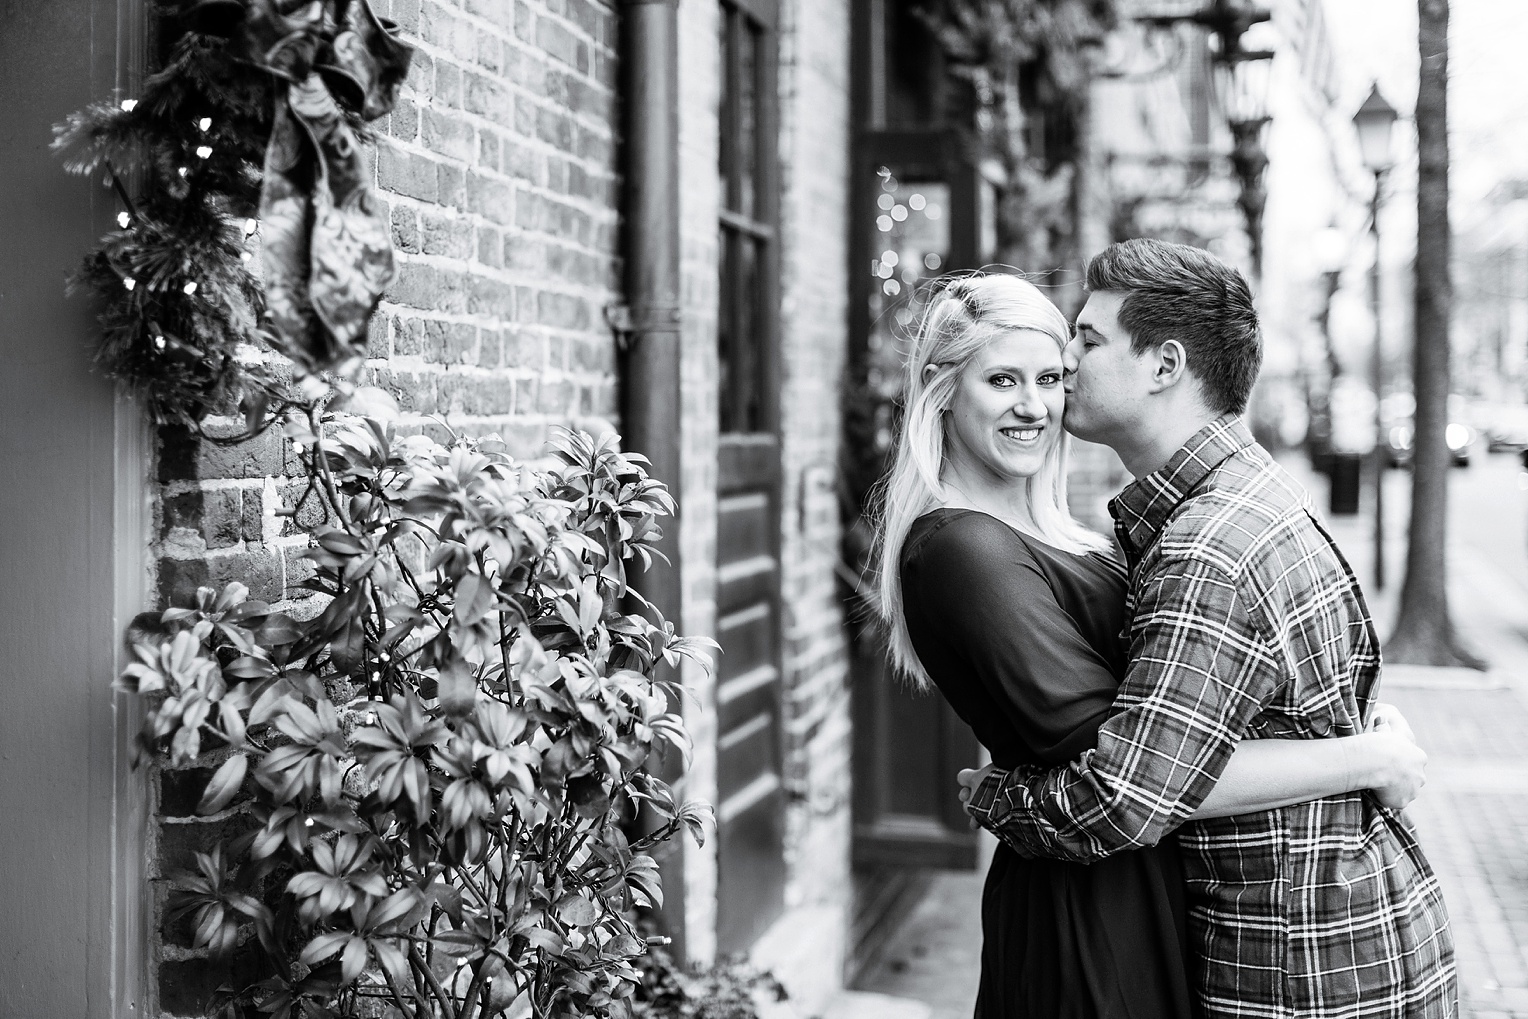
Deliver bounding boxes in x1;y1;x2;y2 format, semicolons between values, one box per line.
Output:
188;0;413;377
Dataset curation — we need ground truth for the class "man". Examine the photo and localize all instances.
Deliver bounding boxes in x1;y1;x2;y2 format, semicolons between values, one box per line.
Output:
959;239;1456;1017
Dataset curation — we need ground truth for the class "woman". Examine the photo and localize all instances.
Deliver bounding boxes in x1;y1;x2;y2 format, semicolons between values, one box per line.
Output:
872;273;1425;1019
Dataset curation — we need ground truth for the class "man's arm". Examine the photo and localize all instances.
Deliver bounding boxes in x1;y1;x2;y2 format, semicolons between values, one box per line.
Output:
962;556;1281;863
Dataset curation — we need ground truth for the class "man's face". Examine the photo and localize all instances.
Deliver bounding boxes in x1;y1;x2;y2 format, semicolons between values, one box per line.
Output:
1061;291;1157;445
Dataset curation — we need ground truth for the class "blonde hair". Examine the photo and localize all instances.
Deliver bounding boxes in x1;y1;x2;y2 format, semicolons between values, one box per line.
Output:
871;272;1111;689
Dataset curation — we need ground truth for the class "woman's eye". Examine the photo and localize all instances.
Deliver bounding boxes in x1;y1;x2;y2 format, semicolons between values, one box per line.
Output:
1039;373;1061;386
989;374;1015;387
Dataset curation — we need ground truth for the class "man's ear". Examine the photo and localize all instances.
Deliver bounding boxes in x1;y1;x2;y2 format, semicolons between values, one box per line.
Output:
1148;339;1189;393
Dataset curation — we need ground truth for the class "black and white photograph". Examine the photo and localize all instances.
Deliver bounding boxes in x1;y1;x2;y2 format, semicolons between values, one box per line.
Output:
2;0;1525;1016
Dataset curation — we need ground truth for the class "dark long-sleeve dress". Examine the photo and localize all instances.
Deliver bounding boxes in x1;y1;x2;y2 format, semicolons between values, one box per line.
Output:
900;508;1198;1019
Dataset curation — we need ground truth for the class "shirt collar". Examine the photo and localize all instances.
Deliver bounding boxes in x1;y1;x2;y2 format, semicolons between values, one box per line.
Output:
1109;414;1255;557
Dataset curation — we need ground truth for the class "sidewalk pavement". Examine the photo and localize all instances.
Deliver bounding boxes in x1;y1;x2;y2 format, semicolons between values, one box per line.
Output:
832;456;1528;1019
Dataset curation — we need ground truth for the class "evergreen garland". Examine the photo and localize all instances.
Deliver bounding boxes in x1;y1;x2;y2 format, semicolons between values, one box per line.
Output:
54;0;411;431
54;24;278;428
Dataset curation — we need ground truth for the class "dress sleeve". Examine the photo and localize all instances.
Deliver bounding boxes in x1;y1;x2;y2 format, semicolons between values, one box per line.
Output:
904;515;1123;764
963;553;1282;863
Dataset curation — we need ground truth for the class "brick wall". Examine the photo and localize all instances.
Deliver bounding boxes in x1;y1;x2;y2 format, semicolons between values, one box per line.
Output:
675;0;724;967
149;1;624;1014
672;0;854;1007
749;0;854;1011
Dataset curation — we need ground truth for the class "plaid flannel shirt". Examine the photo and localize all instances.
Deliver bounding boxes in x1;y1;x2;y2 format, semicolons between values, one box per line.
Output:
966;416;1456;1018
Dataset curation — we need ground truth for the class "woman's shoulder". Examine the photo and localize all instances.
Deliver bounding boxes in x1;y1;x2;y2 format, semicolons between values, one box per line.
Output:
904;507;1033;565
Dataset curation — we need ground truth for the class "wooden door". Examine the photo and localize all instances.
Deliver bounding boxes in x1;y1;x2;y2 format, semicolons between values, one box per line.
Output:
0;1;152;1015
714;0;787;955
848;136;983;871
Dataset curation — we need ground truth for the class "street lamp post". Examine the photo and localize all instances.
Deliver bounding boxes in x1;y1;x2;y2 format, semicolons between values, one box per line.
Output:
1354;83;1399;590
1217;52;1274;276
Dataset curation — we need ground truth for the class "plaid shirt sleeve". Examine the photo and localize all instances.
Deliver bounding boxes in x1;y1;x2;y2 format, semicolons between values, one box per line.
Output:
966;553;1283;863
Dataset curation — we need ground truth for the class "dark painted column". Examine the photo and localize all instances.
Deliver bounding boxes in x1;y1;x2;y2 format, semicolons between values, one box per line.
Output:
619;0;689;958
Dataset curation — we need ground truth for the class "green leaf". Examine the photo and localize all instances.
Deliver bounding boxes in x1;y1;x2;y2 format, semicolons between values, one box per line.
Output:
556;892;598;927
436;657;477;717
197;753;248;815
255;613;303;646
316;529;365;556
224;655;276;680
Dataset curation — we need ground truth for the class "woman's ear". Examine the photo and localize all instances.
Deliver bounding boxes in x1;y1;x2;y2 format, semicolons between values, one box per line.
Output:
922;362;940;381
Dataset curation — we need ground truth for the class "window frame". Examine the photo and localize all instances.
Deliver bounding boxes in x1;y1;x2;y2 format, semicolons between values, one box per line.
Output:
717;0;781;437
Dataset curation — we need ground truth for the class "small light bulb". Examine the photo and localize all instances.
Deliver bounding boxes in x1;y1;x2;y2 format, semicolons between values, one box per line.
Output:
243;218;258;235
365;711;377;725
153;335;166;351
116;211;131;228
182;281;197;295
291;440;305;453
303;817;315;827
197;117;212;132
120;99;137;112
177;166;188;177
195;145;212;159
122;277;136;291
370;671;381;682
239;251;252;263
379;652;391;663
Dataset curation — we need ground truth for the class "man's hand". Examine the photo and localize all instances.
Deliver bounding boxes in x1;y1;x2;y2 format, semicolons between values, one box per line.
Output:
957;764;1001;828
1367;701;1416;744
1365;730;1428;810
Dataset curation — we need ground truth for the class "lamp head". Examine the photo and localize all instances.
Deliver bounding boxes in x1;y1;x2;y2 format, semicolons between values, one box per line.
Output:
1353;83;1399;173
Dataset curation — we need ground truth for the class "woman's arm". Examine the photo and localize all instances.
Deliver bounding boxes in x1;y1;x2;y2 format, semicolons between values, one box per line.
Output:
1190;729;1428;820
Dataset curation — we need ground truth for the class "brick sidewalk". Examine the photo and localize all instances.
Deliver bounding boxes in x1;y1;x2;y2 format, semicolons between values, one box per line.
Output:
839;458;1528;1019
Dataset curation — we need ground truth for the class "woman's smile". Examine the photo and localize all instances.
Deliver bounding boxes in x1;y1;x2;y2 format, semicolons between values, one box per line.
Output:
999;424;1044;444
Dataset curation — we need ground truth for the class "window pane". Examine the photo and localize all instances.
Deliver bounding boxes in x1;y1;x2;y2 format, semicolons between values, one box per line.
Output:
737;236;761;431
718;228;736;431
737;23;758;219
718;9;733;203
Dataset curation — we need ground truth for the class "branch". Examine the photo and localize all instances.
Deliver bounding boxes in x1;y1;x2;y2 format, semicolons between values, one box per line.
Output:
410;942;460;1018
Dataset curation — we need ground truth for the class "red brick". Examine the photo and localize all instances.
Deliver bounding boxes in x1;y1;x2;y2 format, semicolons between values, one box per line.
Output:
377;142;438;203
420;210;474;259
390;204;420;253
467;171;516;225
537;291;591;331
466;274;518;318
465;69;511;120
421;107;474;162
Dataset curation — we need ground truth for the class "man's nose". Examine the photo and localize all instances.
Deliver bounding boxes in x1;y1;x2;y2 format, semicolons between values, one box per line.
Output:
1062;338;1080;373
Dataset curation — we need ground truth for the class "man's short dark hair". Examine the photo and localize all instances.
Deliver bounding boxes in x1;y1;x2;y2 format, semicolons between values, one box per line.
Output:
1084;238;1262;414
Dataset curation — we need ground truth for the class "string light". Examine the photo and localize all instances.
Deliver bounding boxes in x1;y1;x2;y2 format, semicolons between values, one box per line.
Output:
119;99;137;112
153;335;166;351
197;117;212;132
195;145;212;159
182;281;197;295
177;166;188;177
117;211;131;228
239;251;253;263
122;277;136;291
243;218;258;235
365;711;377;725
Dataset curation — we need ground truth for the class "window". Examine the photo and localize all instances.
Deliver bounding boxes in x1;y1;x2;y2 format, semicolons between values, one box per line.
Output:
717;0;778;435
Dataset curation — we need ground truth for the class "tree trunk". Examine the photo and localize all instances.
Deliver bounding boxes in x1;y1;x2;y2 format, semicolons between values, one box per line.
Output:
1386;0;1486;668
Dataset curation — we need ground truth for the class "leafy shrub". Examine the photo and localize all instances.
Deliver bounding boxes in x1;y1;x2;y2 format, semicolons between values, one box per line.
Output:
631;939;786;1019
121;408;713;1018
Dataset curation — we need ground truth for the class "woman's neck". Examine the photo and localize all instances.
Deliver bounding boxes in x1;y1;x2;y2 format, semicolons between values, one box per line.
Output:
938;472;1038;533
